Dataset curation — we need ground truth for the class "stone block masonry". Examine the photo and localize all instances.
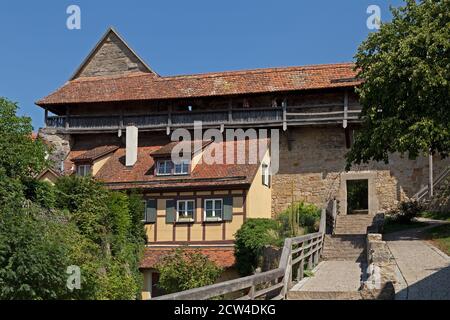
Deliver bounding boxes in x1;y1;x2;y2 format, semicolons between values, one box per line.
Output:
272;126;450;217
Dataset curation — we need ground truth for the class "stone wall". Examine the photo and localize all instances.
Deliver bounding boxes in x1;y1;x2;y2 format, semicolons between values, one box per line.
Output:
76;31;151;78
361;233;396;300
272;126;450;216
38;128;73;173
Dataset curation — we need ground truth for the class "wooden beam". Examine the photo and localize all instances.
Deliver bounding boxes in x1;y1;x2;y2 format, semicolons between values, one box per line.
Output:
282;99;287;131
228;100;233;123
44;108;48;127
429;151;434;197
65;108;70;130
167;105;172;135
343;90;348;129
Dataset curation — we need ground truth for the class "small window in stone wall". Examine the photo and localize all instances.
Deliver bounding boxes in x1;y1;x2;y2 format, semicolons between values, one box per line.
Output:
347;179;369;214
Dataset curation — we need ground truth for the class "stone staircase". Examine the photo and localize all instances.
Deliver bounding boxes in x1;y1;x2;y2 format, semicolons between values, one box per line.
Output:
334;214;375;235
288;215;377;300
321;234;367;262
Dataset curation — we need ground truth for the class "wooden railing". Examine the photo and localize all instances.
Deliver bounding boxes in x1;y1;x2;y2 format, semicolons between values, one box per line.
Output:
413;166;450;201
153;209;326;300
45;103;361;132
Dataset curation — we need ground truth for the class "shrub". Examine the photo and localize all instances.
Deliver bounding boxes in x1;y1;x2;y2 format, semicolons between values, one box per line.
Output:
388;200;424;224
155;248;222;294
277;202;321;236
234;219;280;276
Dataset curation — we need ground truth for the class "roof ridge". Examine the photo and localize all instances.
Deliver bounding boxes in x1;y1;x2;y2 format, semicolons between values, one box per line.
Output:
63;62;356;84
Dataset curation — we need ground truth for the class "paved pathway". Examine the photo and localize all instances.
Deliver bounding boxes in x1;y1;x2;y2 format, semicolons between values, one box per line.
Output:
385;219;450;300
291;261;364;292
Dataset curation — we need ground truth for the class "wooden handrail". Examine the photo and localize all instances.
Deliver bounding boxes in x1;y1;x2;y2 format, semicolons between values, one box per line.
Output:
153;209;326;300
413;166;450;201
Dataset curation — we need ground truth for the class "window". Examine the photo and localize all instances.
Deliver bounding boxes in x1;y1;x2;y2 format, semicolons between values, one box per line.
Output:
76;164;91;177
177;200;195;222
157;159;190;176
262;163;270;187
174;160;189;175
204;199;223;222
156;160;173;176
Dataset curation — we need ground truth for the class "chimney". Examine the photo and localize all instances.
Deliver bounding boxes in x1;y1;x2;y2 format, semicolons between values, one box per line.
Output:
126;126;138;167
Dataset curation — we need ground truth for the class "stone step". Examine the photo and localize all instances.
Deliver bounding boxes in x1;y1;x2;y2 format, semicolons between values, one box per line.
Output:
334;215;375;235
321;235;367;262
287;291;363;300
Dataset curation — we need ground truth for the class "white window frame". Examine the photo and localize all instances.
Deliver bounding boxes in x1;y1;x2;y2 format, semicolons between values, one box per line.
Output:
76;164;91;177
176;200;195;222
173;160;190;175
262;163;270;187
204;199;223;222
156;160;173;176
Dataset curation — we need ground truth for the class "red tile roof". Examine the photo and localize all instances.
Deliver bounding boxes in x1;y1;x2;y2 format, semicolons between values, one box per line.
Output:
140;247;236;269
36;63;359;106
71;145;119;162
150;140;212;157
64;138;265;191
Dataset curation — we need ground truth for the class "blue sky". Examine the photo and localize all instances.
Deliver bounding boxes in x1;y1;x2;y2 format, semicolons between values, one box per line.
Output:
0;0;404;130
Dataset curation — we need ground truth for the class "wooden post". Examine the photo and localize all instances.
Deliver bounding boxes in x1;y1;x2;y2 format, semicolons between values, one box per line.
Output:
313;241;319;266
282;99;287;131
167;105;172;135
307;240;313;270
249;284;255;300
65;108;70;130
296;243;305;282
297;258;305;282
429;151;434;197
44;108;48;127
228;100;233;123
343;90;348;129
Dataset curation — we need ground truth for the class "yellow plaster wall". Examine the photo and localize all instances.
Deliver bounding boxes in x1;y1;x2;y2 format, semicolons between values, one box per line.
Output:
246;150;272;218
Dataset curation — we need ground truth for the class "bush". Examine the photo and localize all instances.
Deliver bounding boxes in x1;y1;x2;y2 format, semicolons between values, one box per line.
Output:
155;248;222;294
388;200;424;224
234;219;280;276
277;202;321;236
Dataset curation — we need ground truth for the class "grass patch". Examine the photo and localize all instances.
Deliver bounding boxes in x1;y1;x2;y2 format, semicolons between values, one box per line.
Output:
383;218;428;234
420;211;450;222
304;269;315;278
424;224;450;256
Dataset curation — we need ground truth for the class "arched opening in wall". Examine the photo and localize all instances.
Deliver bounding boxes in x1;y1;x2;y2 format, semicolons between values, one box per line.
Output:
347;179;369;215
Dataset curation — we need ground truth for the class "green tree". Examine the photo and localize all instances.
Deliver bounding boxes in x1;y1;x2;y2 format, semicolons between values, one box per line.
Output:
347;0;450;168
0;204;80;300
0;97;48;179
155;248;222;294
0;99;146;300
234;219;280;276
54;177;145;300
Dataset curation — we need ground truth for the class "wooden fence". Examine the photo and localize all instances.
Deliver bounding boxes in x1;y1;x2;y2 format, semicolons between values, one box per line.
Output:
153;209;327;300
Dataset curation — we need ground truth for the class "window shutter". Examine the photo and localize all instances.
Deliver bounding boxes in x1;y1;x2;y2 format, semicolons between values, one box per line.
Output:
145;199;157;223
223;196;233;221
166;200;176;223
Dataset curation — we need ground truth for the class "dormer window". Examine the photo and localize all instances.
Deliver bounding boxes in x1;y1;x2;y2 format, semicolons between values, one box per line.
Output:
156;160;173;176
174;160;189;175
76;164;92;177
156;159;190;176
